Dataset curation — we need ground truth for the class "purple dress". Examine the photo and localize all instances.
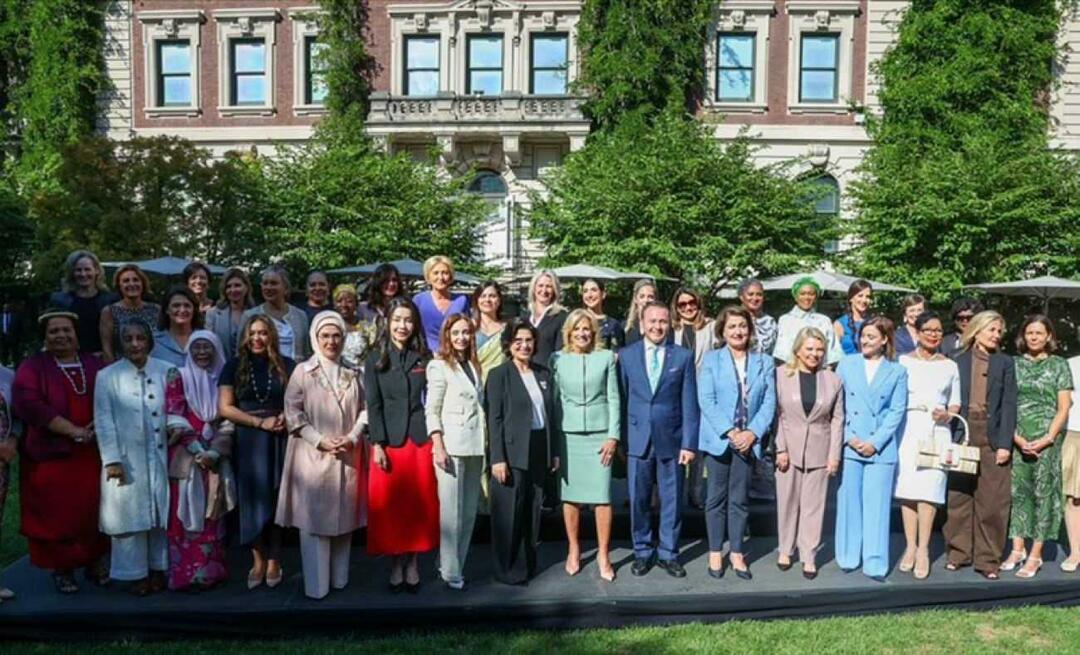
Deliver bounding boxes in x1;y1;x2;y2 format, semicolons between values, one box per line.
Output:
413;291;469;352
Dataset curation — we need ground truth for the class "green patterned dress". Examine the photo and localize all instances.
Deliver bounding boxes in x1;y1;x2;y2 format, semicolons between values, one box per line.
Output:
1010;354;1072;542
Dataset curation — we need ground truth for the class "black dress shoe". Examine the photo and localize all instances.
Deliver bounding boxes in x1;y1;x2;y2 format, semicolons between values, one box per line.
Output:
631;557;654;577
707;566;725;579
405;581;421;594
802;568;818;580
777;560;793;572
658;559;687;578
733;566;752;581
389;581;405;593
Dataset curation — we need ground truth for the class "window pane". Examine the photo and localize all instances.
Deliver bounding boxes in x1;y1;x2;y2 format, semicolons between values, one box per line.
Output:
802;36;837;69
469;37;502;68
234;42;265;74
407;71;439;96
162;77;191;105
406;37;439;69
309;74;328;103
532;35;566;69
718;34;753;70
235;75;266;104
532;70;566;95
811;177;840;214
800;70;836;101
308;40;329;72
160;42;190;74
469;171;507;195
470;70;502;95
718;70;752;101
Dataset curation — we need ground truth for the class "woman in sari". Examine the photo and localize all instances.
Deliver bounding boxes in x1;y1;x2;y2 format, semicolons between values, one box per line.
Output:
472;280;507;382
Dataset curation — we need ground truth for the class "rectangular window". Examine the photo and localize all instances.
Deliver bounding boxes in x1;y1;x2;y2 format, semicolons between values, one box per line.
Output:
404;36;439;96
799;34;839;103
716;33;754;102
305;36;328;105
530;33;567;95
157;40;192;107
230;38;267;106
467;35;503;95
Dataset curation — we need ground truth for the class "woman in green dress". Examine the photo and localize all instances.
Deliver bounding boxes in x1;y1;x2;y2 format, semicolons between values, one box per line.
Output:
1001;315;1073;578
551;309;620;582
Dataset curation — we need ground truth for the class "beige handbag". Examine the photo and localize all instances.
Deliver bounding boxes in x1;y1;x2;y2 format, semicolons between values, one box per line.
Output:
916;409;978;476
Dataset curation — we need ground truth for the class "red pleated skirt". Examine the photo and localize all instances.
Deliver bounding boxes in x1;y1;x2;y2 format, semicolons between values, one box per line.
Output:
366;439;439;556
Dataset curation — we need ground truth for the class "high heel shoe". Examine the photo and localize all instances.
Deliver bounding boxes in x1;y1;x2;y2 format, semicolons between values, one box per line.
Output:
247;567;265;590
999;549;1027;572
599;563;616;582
1015;557;1043;579
898;550;916;573
914;551;931;580
1060;558;1080;573
265;567;283;588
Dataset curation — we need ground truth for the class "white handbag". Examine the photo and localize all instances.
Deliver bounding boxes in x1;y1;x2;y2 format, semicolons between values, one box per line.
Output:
915;409;978;476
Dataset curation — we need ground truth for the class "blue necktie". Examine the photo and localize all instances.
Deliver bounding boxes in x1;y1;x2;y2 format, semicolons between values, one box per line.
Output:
648;346;661;392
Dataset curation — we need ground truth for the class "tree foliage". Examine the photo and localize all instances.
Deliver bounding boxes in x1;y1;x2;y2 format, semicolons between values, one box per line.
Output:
528;111;830;295
847;0;1080;301
315;0;378;137
0;178;33;295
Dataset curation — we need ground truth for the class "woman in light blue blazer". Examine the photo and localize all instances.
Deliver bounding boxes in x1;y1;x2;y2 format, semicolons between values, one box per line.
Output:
698;305;777;580
834;316;908;580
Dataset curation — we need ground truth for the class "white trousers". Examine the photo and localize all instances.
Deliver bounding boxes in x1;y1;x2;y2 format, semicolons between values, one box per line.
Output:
299;531;352;599
435;455;484;584
110;528;168;581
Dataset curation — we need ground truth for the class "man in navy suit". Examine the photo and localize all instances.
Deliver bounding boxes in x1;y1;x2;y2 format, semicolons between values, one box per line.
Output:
618;301;700;577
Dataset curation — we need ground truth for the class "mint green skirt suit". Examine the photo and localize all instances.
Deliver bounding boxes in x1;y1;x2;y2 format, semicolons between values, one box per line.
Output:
551;349;621;504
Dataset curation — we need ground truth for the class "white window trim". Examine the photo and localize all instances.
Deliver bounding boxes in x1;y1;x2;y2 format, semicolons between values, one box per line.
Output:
137;10;205;118
214;8;281;117
391;14;450;97
461;30;509;96
786;1;859;114
704;1;774;114
290;8;328;116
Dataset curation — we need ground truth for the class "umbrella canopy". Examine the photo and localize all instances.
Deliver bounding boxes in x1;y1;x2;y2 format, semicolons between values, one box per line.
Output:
759;271;915;294
328;258;482;285
102;256;227;276
514;263;660;283
964;275;1080;312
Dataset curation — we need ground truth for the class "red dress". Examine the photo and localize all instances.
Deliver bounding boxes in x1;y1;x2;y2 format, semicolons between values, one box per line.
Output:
367;440;439;556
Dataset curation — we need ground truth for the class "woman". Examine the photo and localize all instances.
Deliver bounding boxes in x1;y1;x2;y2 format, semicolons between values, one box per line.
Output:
581;278;624;351
894;294;926;357
95;318;173;596
277;311;366;600
205;267;255;360
0;364;14;602
833;279;873;356
773;327;843;580
943;311;1017;579
48;249;116;356
365;298;438;591
152;286;204;367
522;270;566;367
698;306;777;580
551;310;620;582
13;311;110;593
183;262;216;317
413;256;469;352
486;320;559;585
218;315;296;590
1063;353;1080;572
670;287;715;369
834;317;908;580
894;311;960;580
241;265;310;362
358;263;406;322
164;330;234;592
1000;315;1072;579
100;264;159;363
334;283;378;370
302;271;331;323
738;278;777;356
773;277;841;367
624;279;658;346
472;280;507;381
941;297;983;357
426;313;485;590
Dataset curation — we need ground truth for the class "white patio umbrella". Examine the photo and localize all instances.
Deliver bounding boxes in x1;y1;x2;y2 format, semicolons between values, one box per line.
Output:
964;275;1080;313
102;256;227;276
759;271;915;294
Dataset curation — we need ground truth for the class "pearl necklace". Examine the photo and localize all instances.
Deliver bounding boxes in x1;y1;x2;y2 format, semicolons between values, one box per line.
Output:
54;357;88;395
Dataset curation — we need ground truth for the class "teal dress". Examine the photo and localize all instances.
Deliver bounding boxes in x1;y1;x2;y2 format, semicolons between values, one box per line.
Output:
552;349;621;504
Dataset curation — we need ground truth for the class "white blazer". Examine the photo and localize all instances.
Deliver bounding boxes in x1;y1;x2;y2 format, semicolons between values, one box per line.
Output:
425;358;485;457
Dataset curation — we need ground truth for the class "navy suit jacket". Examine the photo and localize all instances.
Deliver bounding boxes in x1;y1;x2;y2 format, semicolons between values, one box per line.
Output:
618;339;700;459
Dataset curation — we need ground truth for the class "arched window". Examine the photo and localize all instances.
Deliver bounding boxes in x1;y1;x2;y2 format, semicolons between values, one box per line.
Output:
468;170;512;264
809;174;840;216
468;170;507;199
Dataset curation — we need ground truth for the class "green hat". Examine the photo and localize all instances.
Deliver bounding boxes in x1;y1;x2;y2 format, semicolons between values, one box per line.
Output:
791;276;821;300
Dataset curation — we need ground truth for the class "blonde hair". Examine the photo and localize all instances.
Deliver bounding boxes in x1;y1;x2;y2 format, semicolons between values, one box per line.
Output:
423;255;455;285
61;250;108;293
625;279;658;334
561;308;600;353
527;269;564;317
784;326;828;377
960;310;1005;353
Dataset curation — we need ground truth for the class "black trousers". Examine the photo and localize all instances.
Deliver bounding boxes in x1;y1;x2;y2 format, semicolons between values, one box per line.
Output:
489;430;546;585
704;449;755;553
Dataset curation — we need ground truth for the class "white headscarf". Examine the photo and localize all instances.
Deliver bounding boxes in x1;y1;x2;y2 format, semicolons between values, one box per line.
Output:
309;310;348;384
179;330;225;433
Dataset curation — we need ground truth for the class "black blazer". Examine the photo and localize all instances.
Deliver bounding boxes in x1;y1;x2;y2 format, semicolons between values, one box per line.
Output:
951;349;1018;452
365;347;431;447
485;361;556;470
529;309;567;366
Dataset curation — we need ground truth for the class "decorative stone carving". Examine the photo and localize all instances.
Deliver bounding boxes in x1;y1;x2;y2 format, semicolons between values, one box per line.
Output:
162;18;179;37
414;13;429;32
807;143;830;168
477;4;492;29
502;134;522;165
814;10;831;29
542;11;556;30
237;16;254;36
730;10;747;29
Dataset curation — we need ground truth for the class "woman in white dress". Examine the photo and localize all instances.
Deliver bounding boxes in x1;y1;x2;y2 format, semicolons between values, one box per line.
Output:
895;311;960;580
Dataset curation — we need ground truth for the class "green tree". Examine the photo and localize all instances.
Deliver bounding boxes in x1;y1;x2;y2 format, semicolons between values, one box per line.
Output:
847;0;1080;301
315;0;378;136
0;178;33;295
528;111;830;295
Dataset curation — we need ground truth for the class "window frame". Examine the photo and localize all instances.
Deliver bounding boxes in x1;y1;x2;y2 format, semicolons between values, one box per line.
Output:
798;33;840;104
155;39;193;108
466;34;504;96
229;37;269;107
403;34;441;97
529;32;568;96
715;32;756;103
304;35;328;105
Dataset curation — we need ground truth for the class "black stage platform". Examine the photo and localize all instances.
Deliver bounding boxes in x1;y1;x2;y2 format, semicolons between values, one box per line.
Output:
2;530;1080;640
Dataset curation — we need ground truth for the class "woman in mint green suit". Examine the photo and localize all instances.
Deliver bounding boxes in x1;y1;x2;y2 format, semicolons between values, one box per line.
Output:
552;309;621;582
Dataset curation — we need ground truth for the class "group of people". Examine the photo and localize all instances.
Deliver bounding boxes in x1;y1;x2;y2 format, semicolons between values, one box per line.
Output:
0;252;1078;606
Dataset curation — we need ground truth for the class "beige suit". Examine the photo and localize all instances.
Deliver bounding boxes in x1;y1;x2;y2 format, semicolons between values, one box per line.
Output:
774;367;844;561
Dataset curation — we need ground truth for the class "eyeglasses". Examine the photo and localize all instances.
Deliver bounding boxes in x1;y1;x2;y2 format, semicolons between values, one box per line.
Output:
677;300;698;309
955;314;974;322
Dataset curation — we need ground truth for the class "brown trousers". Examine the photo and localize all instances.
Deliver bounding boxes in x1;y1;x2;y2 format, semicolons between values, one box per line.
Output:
776;464;830;562
942;415;1011;573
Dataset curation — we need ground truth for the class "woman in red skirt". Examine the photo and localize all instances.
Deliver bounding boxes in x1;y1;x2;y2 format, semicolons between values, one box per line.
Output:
364;297;438;593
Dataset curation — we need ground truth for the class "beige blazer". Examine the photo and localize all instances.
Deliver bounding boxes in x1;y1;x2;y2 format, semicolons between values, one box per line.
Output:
673;319;716;371
774;367;844;469
425;358;485;457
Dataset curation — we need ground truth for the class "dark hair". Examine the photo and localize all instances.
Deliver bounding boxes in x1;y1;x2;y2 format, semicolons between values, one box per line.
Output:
670;286;708;331
582;278;606;294
845;279;873;315
471;280;503;322
366;263;405;312
859;316;896;360
501;319;539;359
950;296;984;321
1016;314;1058;354
913;310;942;332
235;314;289;395
116;316;155;357
374;297;428;372
182;262;212;286
158;285;205;331
38;311;77;341
714;304;756;342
